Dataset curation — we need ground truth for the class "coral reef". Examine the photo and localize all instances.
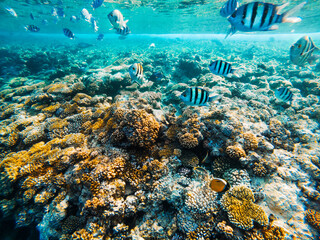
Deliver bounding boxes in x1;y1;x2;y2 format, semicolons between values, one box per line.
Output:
221;185;268;230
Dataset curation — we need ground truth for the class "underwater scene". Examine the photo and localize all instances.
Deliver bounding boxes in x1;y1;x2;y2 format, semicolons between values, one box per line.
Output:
1;0;320;239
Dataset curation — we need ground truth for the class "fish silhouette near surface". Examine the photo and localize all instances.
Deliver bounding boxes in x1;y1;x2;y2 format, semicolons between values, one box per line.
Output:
108;9;128;30
226;1;306;38
290;36;320;66
63;28;75;39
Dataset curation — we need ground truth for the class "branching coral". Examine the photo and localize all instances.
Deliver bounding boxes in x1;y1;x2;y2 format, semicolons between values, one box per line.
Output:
221;185;268;230
226;144;246;159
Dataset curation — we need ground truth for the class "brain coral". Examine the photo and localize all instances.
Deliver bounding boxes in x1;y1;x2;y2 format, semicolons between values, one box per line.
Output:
220;185;268;230
305;209;320;230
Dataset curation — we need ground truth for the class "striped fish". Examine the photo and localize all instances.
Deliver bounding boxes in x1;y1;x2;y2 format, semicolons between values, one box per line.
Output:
115;25;131;36
92;0;104;10
209;60;237;77
275;87;293;103
108;9;128;30
25;25;40;32
226;1;306;37
290;36;320;66
63;28;75;39
180;87;220;106
129;63;144;85
220;0;239;18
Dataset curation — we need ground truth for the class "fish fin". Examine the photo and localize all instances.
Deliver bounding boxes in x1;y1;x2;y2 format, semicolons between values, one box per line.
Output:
225;26;237;39
267;25;279;30
313;47;320;54
307;55;320;65
276;2;289;13
209;95;220;102
124;19;129;24
280;1;306;23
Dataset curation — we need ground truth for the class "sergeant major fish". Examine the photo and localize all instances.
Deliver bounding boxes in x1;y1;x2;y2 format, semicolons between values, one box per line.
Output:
25;25;40;32
180;87;220;106
220;0;239;18
290;36;320;66
97;33;104;41
63;28;75;39
115;25;130;36
226;1;306;38
275;87;293;103
129;63;144;85
108;9;128;30
209;60;238;77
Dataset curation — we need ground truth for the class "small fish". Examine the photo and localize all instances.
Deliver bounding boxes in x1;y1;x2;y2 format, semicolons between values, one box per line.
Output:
129;63;144;85
42;19;49;25
30;13;34;20
108;9;128;30
180;87;220;106
150;71;164;81
115;25;130;36
5;7;18;17
209;60;238;77
290;36;320;66
220;0;239;18
209;178;230;193
25;25;40;32
275;87;293;103
52;7;65;18
70;15;80;23
91;17;99;32
97;33;104;41
226;1;306;38
81;8;92;23
92;0;104;10
63;28;75;39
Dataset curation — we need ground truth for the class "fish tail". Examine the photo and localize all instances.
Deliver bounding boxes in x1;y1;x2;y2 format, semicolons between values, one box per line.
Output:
231;69;240;78
209;95;220;102
279;1;306;23
225;26;236;39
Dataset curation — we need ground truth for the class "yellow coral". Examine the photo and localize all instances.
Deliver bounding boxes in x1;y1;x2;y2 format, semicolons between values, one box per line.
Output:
221;185;268;230
179;132;198;149
42;103;61;113
305;209;320;230
243;133;259;150
226;144;246;159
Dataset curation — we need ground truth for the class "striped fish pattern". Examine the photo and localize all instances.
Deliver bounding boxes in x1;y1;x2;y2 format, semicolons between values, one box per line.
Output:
290;36;320;66
63;28;75;39
92;0;104;10
220;0;239;18
209;60;234;77
180;87;219;106
275;87;293;103
115;25;131;36
129;63;144;85
227;1;306;37
25;25;40;32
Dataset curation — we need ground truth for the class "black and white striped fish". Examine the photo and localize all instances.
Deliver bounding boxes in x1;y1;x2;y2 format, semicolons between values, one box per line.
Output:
129;63;144;85
226;1;306;37
220;0;239;18
25;25;40;32
209;60;238;77
180;87;220;106
63;28;75;39
92;0;104;10
115;25;131;36
290;36;320;66
275;87;293;103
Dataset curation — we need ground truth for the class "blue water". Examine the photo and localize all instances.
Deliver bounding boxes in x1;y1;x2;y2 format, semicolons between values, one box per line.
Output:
0;0;320;239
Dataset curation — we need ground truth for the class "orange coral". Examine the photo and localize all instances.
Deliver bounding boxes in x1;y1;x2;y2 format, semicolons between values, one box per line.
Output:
305;209;320;230
243;133;259;150
226;144;246;159
179;132;198;149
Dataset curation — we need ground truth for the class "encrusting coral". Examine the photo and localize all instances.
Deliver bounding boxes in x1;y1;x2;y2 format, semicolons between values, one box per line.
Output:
221;185;269;230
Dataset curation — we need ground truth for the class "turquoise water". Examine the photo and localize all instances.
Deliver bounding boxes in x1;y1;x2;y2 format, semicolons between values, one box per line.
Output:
1;0;320;240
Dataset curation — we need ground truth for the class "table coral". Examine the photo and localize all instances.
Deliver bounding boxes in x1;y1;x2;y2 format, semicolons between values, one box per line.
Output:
220;185;268;230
